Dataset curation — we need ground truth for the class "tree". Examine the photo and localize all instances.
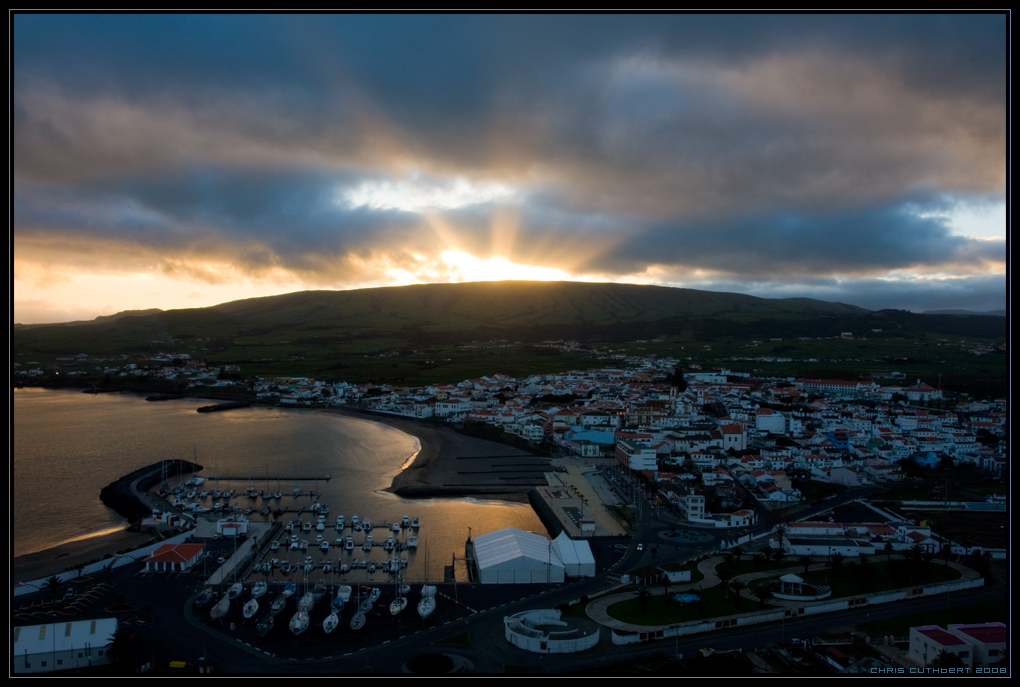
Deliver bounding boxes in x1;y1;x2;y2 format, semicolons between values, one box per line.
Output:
717;564;733;599
45;575;61;600
928;650;966;670
798;555;814;575
754;585;774;608
730;579;747;608
106;628;136;672
751;551;765;571
828;552;845;577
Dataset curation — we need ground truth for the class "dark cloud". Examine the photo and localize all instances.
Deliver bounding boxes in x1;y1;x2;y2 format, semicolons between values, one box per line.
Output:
590;199;1005;277
698;273;1007;314
13;14;1007;316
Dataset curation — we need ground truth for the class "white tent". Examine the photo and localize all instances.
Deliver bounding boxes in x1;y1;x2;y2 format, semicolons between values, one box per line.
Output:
552;531;596;578
473;527;565;584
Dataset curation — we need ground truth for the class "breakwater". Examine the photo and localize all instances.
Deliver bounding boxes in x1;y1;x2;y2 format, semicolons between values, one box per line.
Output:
99;459;202;523
196;400;251;413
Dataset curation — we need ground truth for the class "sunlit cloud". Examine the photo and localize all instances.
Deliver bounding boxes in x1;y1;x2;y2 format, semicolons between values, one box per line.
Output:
340;174;520;212
12;15;1007;322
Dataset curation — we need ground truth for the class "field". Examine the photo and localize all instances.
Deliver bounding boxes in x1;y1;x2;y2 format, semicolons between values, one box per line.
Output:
13;281;1007;392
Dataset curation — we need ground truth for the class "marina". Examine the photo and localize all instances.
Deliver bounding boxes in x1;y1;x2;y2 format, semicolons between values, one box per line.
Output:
13;388;547;586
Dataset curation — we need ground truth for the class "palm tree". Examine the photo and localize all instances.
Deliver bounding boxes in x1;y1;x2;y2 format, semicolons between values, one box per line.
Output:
828;552;845;577
751;551;765;571
754;585;773;608
729;579;747;608
798;555;814;575
106;627;135;672
45;575;61;600
772;549;787;565
717;564;732;599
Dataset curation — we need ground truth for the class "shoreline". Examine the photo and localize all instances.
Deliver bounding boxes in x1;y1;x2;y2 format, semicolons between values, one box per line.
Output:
12;402;535;586
12;528;157;584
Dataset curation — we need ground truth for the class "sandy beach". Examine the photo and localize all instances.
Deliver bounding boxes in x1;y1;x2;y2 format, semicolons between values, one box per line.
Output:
11;528;157;584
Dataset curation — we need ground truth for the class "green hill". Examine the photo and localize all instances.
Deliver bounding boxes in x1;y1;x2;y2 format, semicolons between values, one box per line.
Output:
13;281;1006;389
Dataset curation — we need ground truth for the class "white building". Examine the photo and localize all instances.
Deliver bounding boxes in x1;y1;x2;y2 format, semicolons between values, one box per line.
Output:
472;527;565;584
12;618;118;674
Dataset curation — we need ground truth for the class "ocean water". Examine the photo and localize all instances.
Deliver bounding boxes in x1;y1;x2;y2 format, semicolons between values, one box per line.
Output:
12;388;545;581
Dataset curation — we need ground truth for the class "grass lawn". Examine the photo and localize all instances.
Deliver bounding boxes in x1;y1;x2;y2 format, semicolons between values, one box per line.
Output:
606;584;764;625
754;560;963;598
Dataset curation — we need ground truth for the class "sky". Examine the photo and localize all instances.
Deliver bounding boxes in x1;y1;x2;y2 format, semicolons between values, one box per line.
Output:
13;14;1007;324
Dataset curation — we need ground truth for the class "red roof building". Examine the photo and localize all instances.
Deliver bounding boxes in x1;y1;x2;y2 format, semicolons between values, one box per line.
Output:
143;543;205;572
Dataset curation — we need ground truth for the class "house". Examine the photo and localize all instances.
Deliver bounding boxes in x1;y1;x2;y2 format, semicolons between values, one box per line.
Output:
909;625;974;668
143;542;205;572
946;623;1008;667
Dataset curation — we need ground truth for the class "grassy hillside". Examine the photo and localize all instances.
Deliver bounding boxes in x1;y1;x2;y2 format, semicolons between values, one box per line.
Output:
13;281;1007;391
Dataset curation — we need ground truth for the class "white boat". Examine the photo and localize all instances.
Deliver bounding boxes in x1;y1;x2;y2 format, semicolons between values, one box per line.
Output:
411;517;419;529
271;540;280;551
256;612;274;637
251;581;268;599
211;595;230;620
337;585;352;602
331;591;345;614
418;579;436;619
350;570;367;630
417;595;435;619
289;610;309;636
402;515;410;528
406;536;418;549
243;598;259;619
226;582;243;599
298;591;315;612
323;611;339;634
390;570;407;616
312;578;327;602
270;595;287;616
389;596;407;615
368;587;381;603
281;582;297;598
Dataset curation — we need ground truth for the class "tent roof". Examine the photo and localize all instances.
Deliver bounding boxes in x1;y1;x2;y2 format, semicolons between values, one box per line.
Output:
473;527;563;572
552;530;596;567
